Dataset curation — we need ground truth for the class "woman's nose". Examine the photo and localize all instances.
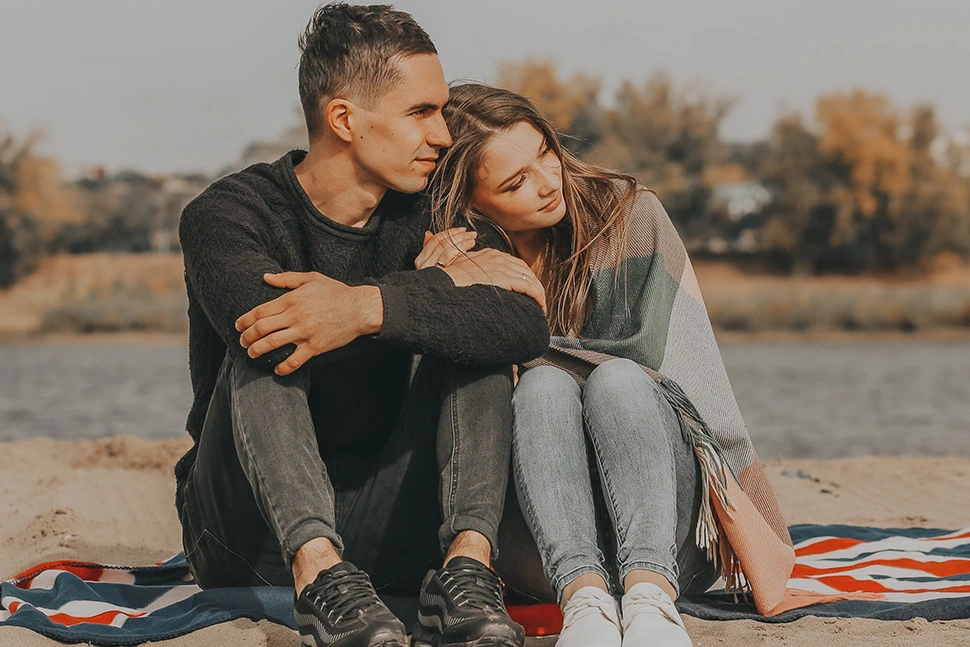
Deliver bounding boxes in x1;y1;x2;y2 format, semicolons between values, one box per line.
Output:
537;163;560;196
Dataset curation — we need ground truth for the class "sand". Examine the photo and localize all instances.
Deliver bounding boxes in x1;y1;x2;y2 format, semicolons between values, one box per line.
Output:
1;435;969;646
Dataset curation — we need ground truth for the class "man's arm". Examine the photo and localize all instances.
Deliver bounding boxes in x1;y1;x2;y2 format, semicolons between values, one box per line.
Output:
180;188;378;373
239;220;550;370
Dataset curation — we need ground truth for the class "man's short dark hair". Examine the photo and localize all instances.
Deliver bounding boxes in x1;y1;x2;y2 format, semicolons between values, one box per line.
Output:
298;3;437;137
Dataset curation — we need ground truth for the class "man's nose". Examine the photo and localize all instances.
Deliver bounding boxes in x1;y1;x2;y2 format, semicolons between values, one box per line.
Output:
428;113;452;148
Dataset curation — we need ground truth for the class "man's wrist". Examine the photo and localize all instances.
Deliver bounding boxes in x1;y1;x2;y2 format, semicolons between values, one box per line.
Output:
354;286;384;336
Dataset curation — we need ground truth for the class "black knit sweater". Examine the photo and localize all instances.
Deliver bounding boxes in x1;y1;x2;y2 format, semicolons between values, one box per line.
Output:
174;151;549;508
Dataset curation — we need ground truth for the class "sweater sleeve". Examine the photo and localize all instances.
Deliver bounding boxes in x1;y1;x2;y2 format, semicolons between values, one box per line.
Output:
179;187;374;373
371;219;550;366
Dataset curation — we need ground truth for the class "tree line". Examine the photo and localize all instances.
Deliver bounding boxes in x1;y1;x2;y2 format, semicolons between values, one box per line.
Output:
3;60;969;288
499;60;970;275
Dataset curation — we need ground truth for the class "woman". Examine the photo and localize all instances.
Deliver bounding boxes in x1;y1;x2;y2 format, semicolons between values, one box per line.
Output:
419;84;794;647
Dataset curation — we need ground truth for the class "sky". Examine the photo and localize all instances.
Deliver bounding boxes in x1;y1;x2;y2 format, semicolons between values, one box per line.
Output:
2;0;969;176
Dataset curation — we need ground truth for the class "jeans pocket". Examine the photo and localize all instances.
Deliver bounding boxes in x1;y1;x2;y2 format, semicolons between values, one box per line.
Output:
184;528;274;588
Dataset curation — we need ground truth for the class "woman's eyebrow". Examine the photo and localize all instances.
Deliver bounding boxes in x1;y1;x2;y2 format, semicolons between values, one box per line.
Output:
498;139;547;189
498;164;528;190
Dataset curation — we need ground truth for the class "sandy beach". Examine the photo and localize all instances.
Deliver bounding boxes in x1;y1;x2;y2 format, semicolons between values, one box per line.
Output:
1;435;968;646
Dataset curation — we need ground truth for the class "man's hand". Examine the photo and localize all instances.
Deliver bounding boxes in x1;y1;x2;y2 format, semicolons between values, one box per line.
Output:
415;228;478;270
235;272;383;375
442;248;547;313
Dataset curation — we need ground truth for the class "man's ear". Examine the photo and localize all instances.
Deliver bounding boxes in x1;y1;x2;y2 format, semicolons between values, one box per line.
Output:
323;98;356;143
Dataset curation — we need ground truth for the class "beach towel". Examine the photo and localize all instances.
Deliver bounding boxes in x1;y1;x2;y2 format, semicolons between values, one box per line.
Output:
3;525;968;643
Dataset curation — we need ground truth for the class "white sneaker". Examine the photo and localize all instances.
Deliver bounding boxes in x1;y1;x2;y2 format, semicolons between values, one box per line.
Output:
621;582;692;647
556;585;622;647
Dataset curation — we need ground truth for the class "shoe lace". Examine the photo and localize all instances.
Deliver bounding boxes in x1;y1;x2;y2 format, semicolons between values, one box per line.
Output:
305;569;384;624
439;562;506;611
623;588;686;631
562;591;620;629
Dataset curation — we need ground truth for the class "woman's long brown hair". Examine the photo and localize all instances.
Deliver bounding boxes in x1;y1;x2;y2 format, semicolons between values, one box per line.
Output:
429;83;640;337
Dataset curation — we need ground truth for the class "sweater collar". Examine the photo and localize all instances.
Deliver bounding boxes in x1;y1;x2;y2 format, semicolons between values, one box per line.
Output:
278;150;384;238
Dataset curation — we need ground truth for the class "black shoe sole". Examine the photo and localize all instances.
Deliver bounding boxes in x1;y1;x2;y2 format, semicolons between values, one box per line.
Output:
300;628;408;647
410;625;523;647
410;638;522;647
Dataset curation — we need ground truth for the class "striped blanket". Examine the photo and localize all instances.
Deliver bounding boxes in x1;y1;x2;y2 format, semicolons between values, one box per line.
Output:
3;525;968;643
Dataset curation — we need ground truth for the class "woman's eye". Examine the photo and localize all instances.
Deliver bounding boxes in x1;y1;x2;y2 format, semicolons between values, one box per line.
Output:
508;176;526;192
540;145;552;157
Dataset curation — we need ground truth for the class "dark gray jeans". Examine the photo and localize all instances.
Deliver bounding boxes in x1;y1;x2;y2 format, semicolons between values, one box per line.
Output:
177;352;513;594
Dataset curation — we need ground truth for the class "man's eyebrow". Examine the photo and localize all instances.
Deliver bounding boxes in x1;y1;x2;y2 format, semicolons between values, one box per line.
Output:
406;102;440;113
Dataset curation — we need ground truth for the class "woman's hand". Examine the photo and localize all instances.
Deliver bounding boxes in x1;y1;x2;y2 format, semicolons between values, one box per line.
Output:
415;228;478;270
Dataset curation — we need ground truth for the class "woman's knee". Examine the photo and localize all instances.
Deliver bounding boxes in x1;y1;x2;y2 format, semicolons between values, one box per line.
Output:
514;365;580;402
584;358;656;402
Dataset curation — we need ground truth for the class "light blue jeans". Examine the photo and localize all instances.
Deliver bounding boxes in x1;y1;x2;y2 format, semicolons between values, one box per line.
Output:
512;359;716;601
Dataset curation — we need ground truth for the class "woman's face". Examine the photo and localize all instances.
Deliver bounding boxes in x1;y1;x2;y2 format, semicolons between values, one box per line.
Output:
470;120;567;234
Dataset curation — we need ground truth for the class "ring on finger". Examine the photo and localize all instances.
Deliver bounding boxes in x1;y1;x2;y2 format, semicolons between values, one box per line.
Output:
435;259;446;267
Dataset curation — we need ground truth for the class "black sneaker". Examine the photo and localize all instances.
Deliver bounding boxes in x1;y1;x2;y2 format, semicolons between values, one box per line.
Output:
294;561;407;647
411;556;525;647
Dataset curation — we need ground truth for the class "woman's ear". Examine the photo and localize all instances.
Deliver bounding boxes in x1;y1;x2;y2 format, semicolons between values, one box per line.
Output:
323;98;355;143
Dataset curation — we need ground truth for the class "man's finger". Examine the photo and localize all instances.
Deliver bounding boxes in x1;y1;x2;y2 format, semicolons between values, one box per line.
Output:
263;272;316;289
236;296;290;331
240;313;290;347
275;344;315;376
247;328;300;358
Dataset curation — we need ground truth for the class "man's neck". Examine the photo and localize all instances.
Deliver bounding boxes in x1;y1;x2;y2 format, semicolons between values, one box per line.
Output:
294;147;387;228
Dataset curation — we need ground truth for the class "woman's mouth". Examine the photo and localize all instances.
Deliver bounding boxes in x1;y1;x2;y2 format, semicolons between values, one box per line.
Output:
540;191;563;213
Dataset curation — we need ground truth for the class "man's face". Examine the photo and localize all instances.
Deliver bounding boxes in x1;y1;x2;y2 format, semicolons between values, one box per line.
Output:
351;53;452;194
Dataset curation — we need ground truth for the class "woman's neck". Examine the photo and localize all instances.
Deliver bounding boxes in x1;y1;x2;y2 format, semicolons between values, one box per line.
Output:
508;228;550;274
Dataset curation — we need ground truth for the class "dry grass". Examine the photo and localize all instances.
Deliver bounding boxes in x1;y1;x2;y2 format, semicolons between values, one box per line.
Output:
695;261;970;334
0;254;186;335
0;253;968;337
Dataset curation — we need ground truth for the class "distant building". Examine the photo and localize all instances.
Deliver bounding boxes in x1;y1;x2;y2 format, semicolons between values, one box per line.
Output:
711;182;773;221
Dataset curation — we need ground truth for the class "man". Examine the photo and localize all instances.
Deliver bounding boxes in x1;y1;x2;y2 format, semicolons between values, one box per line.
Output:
174;4;549;647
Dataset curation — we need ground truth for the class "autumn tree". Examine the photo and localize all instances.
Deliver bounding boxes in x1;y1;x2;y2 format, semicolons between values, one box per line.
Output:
759;92;970;273
496;59;603;155
0;129;80;287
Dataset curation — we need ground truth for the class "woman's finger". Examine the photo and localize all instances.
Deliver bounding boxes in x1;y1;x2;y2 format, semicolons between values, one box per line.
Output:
415;239;446;269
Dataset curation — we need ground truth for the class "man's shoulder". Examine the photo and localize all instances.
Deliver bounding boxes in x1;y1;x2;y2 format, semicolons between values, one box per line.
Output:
182;160;286;229
379;190;428;231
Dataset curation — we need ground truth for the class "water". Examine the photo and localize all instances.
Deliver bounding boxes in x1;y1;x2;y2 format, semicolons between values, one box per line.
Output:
0;341;968;458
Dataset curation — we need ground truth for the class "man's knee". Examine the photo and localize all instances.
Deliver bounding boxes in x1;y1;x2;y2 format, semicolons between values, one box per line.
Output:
228;352;311;394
